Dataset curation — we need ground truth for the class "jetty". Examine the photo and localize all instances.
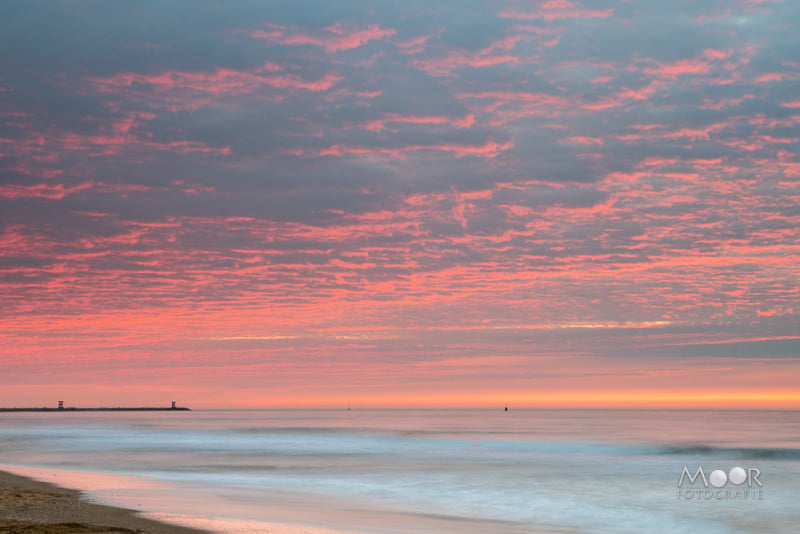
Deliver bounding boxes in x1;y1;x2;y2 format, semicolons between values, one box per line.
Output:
0;400;190;412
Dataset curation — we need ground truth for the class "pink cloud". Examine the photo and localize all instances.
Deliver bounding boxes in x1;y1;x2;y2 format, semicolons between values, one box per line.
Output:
755;72;786;83
59;129;230;157
316;139;512;159
566;136;604;145
410;52;519;77
703;49;733;60
614;82;664;101
499;0;614;21
95;65;340;94
643;59;712;78
455;91;572;123
248;22;396;52
660;122;728;140
408;35;527;76
582;80;665;110
361;113;475;131
0;181;94;200
699;96;752;110
396;35;434;55
89;63;341;111
749;114;800;128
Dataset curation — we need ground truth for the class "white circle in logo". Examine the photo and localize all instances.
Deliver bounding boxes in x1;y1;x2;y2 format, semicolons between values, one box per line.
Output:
729;466;747;485
709;469;728;488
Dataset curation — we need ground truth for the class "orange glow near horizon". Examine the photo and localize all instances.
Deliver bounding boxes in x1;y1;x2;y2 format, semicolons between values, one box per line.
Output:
213;390;800;410
5;382;798;411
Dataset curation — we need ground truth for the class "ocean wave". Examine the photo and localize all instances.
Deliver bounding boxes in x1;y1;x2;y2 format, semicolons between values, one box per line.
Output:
655;445;800;460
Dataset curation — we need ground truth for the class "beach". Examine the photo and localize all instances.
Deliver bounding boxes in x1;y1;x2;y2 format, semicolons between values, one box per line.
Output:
1;409;799;534
0;469;206;534
0;468;366;534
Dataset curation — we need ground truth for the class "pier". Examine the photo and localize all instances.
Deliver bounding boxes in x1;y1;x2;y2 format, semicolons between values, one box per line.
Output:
0;407;191;412
0;400;190;412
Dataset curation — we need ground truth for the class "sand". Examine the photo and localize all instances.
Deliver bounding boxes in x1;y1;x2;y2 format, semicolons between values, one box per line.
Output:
0;468;553;534
0;470;209;534
0;469;364;534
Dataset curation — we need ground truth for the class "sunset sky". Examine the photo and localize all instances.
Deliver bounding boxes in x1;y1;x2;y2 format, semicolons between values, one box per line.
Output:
1;0;799;409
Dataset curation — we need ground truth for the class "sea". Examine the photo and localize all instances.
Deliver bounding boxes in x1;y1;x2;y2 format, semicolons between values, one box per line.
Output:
1;409;799;534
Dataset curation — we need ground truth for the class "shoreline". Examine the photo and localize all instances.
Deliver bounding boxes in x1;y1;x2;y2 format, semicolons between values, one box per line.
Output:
0;468;208;534
0;467;363;534
0;466;552;534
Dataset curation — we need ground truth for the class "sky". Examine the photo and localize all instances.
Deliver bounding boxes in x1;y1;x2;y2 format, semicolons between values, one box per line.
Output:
1;0;799;409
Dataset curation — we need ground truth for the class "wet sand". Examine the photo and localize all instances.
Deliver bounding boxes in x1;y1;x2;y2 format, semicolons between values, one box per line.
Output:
0;467;555;534
0;468;364;534
0;469;208;534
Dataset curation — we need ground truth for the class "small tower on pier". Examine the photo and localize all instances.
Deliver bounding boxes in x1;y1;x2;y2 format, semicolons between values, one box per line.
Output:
171;400;177;409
